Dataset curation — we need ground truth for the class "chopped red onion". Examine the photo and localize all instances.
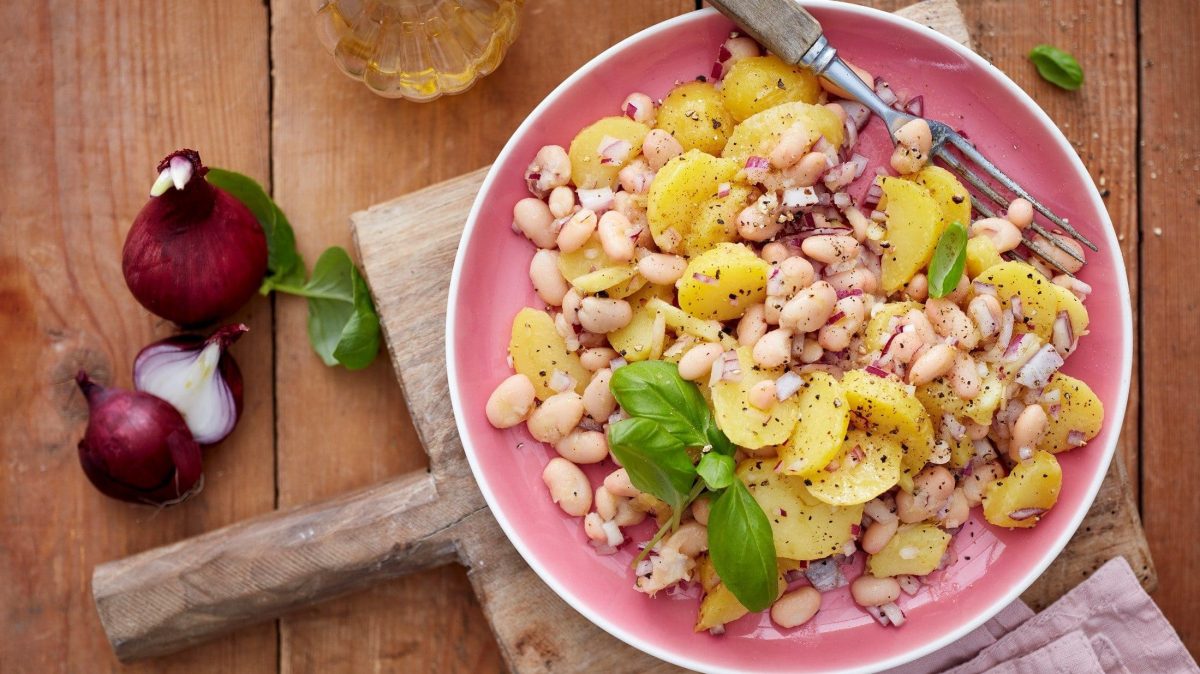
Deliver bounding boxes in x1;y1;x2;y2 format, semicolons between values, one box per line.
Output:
973;281;996;296
597;136;632;164
693;272;718;285
805;557;845;592
825;311;846;326
1048;403;1062;420
839;101;871;130
1016;344;1064;388
709;625;726;636
843;117;859;151
850;523;862;537
904;95;925;117
783;567;808;583
849;445;866;463
1052;311;1075;356
1003;332;1032;362
823;163;857;191
970;297;1000;338
943;414;967;441
745;155;769;169
549;370;575;393
717;182;731;198
874;77;898;106
1010;296;1024;321
1067;430;1088;447
623;101;639;120
717;43;731;62
782;186;819;210
577;187;614;212
936;546;958;570
880;602;907;626
862;182;884;210
836;288;864;300
609;356;627;370
635;559;654;576
590;541;618;555
848;153;869;179
833;191;853;209
973;438;995;459
775;371;804;401
864;605;891;626
865;364;891;378
896;575;922;596
767;267;785;296
995;309;1016;353
1008;507;1047;521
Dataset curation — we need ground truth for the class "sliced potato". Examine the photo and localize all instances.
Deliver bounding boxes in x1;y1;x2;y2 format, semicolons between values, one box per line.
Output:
720;55;821;122
677;242;770;321
646;298;729;344
608;284;675;362
567;116;650;189
880;177;942;294
977;261;1059;339
656;81;734;155
712;347;801;448
841;369;935;477
1038;373;1104;454
866;523;952;577
909;165;971;231
779;371;849;476
508;307;589;400
983;450;1062;528
685;184;753;256
805;429;902;506
721;101;843;166
647;150;740;253
916;375;1004;427
1050;283;1089;336
965;235;1004;279
557;235;644;299
739;458;863;561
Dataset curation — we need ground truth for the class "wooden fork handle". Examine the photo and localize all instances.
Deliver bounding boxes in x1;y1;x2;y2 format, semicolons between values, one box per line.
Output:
90;471;470;661
707;0;824;65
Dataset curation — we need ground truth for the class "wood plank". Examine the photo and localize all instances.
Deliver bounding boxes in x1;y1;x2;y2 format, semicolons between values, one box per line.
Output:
1139;0;1200;656
0;1;275;673
268;2;694;673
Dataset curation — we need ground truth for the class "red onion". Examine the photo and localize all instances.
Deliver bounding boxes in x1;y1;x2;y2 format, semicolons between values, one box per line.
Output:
995;309;1016;353
805;557;845;592
1067;430;1088;447
549;369;576;394
717;182;731;198
823;163;857;191
862;182;884;210
1052;311;1075;356
825;311;846;326
896;575;922;596
597;136;632;165
710;61;724;81
1008;507;1047;521
842;117;859;151
775;371;804;401
848;154;869;179
782;186;820;210
123;150;267;326
623;101;639;120
709;625;726;636
1016;344;1064;389
880;602;907;626
874;77;898;106
840;101;871;130
133;324;247;445
718;350;742;382
609;356;628;371
865;364;891;378
943;414;967;441
833;191;853;209
864;605;890;626
904;95;925;117
745;156;769;169
836;288;863;299
577;187;614;213
1010;297;1024;321
973;282;997;296
692;272;718;285
75;371;203;505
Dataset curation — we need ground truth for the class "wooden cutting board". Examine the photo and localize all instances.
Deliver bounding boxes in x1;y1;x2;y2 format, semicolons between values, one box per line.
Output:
89;2;1155;671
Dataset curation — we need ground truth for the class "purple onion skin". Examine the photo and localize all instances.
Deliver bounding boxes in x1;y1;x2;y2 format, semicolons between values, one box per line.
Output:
75;371;203;505
122;149;267;327
136;324;248;425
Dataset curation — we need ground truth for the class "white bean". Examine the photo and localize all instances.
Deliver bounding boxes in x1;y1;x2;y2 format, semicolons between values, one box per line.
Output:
580;347;617;371
513;197;558;248
801;235;860;265
542;457;592;516
905;273;929;302
1033;232;1085;274
851;576;901;607
925;298;980;349
554;429;609;464
1010;404;1048;458
861;518;899;554
760;241;792;264
784;152;830;188
583;368;616;421
1006;198;1034;229
971;217;1023;253
949;352;981;399
604;468;641;498
642;129;684;171
780;256;816;289
963;461;1005;507
584;512;606;542
530;250;569;306
577;297;632;334
908;343;957;385
737;304;769;347
678;343;724;381
737;203;783;242
896;465;955;523
485;374;536;429
526;392;584;444
781;281;837;333
664;521;708;556
749;380;777;410
548;186;576;219
771;587;821;628
595;485;620;521
753;328;793;368
890;118;932;174
598;210;636;262
939;488;970;529
691;496;711;526
770;123;815;169
638;253;687;285
556;208;596;253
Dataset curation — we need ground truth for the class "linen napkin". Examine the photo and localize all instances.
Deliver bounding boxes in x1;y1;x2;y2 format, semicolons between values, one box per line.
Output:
886;556;1199;673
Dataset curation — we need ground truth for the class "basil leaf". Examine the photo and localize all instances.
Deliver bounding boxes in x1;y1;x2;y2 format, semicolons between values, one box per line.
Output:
708;480;777;612
607;417;696;513
609;360;734;454
696;452;735;490
1029;44;1083;91
927;221;968;298
303;247;381;370
205;168;306;291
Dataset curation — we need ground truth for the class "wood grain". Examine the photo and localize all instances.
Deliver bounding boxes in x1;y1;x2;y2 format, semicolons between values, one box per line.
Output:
268;2;693;673
1139;0;1200;655
0;1;275;673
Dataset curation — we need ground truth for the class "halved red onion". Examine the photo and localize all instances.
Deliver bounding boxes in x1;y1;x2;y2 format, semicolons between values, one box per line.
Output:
880;602;907;626
1016;344;1064;388
1067;430;1088;447
775;371;804;401
1008;507;1047;521
904;95;925;117
782;186;820;210
1052;311;1075;356
577;187;614;212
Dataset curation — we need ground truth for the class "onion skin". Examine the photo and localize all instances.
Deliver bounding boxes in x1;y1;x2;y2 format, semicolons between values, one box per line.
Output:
75;371;203;505
123;149;267;326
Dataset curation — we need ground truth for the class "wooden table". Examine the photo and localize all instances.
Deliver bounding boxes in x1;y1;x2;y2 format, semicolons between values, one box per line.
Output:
1;1;1195;671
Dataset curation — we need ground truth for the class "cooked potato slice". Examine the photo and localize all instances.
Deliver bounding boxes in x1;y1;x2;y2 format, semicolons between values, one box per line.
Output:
608;284;675;362
647;150;740;253
977;261;1059;339
721;101;843;166
916;375;1004;426
880;177;942;294
712;347;801;448
568;116;650;189
779;371;849;476
842;369;935;477
685;184;753;256
739;458;864;561
983;450;1062;528
720;55;821;122
910;165;971;232
557;235;644;299
677;243;770;321
1050;283;1089;336
657;81;734;155
805;429;901;506
965;235;1004;279
866;523;952;577
508;307;589;400
1038;373;1104;454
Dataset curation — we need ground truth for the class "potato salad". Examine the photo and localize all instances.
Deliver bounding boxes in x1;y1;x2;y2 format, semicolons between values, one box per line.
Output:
485;33;1104;633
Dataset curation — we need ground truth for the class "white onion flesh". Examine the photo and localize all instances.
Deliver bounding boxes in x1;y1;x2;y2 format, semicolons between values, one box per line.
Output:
134;340;236;445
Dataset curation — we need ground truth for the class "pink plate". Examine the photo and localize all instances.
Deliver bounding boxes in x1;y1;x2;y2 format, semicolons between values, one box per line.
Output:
446;4;1132;672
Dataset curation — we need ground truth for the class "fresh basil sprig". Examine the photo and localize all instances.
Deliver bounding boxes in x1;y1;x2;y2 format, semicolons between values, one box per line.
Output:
1029;44;1083;91
927;221;968;298
605;360;776;612
206;169;380;370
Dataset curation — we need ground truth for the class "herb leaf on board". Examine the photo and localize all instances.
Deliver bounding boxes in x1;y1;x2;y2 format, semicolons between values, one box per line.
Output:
1029;44;1084;91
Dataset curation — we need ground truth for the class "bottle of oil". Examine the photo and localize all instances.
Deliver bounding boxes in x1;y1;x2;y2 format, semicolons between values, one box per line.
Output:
313;0;523;101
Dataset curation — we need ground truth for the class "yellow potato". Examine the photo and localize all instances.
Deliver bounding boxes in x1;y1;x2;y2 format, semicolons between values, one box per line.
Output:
656;81;734;155
880;177;942;294
866;523;952;577
720;55;822;122
608;284;675;362
983;450;1062;528
779;371;849;476
910;165;971;231
1038;373;1104;454
863;300;922;352
1050;283;1089;336
693;555;785;631
948;435;975;471
805;429;902;506
647;150;740;253
508;307;589;400
842;369;935;477
677;243;770;321
721;101;844;166
685;184;753;256
965;235;1004;279
646;298;730;345
916;375;1003;427
740;458;863;561
712;347;801;448
557;235;644;299
567;116;650;189
977;261;1059;339
570;265;637;294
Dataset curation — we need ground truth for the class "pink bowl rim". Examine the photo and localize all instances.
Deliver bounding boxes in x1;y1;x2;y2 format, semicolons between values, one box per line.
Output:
446;4;1133;672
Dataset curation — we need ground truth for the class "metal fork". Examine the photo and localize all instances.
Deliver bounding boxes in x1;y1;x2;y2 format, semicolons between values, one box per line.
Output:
708;0;1098;275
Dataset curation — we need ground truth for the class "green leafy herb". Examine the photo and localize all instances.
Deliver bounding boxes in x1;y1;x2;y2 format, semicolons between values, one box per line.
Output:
1029;45;1083;91
607;417;696;514
609;360;734;455
696;452;735;490
206;168;380;370
707;480;778;612
927;221;968;298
